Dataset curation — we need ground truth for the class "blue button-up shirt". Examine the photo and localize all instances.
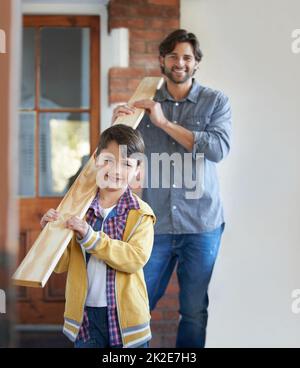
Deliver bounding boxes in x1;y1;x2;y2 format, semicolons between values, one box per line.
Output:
137;79;232;234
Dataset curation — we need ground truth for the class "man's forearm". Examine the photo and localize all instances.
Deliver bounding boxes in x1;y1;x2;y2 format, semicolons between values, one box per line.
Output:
161;120;194;152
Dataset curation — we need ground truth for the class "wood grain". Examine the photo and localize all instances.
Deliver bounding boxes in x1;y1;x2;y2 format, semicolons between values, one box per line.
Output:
12;76;163;288
113;77;164;129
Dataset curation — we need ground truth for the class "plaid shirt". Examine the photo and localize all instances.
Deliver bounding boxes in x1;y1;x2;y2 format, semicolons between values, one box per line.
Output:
77;187;140;346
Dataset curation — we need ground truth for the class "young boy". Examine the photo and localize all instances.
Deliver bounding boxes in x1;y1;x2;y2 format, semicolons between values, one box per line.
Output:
40;125;156;348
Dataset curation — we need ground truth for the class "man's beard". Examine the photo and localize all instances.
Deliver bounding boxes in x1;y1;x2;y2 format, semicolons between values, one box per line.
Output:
162;64;195;84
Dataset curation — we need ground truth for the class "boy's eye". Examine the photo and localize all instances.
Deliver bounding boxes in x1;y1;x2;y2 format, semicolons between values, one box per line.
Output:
122;162;132;167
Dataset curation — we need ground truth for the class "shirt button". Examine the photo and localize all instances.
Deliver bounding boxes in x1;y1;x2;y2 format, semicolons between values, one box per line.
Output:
172;184;176;188
173;205;177;210
173;121;177;124
147;124;150;128
175;102;179;106
172;141;176;145
171;162;175;166
197;121;200;125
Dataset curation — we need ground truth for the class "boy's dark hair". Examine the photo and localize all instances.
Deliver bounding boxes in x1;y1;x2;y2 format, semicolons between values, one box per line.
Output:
96;124;145;164
159;29;203;63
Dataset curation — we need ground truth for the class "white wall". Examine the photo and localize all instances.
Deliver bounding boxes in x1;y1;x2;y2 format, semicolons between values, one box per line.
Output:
182;0;300;347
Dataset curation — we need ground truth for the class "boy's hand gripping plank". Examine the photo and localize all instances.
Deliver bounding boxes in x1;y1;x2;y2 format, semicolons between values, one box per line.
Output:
12;77;163;288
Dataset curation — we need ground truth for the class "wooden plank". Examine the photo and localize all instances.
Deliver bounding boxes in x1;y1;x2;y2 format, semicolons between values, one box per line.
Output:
12;76;163;288
113;77;164;129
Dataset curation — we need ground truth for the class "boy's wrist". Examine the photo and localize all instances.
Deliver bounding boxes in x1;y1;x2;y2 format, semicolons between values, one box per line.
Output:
77;224;93;244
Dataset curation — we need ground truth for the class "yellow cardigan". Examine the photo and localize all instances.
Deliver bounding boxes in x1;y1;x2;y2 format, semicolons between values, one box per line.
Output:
54;193;156;348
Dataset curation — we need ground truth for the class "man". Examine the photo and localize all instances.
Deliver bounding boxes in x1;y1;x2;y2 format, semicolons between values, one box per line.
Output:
112;29;231;348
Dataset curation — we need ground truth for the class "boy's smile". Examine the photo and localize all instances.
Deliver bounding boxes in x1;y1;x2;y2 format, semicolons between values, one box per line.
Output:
95;140;140;191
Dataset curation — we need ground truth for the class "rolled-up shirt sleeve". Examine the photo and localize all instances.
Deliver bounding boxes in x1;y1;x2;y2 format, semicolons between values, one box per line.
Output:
192;92;232;163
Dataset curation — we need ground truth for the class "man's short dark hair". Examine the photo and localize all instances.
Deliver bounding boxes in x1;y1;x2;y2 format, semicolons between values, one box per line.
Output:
159;29;203;62
96;124;145;165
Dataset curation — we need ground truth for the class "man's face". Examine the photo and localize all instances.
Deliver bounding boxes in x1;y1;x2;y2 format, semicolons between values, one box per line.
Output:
95;141;139;191
160;42;198;84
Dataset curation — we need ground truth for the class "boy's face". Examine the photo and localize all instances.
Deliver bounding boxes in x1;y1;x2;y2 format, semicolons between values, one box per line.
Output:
94;140;140;191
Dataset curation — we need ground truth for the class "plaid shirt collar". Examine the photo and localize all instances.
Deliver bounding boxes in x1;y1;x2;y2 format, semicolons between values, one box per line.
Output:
89;187;140;218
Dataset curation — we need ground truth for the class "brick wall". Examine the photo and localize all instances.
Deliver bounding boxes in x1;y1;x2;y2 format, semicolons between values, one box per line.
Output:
108;0;180;347
150;272;179;348
108;0;180;104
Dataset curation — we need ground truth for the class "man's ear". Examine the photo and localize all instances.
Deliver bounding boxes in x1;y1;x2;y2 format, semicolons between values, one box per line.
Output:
159;56;164;68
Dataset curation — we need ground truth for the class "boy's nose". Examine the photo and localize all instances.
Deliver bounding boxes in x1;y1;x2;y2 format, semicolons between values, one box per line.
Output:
109;162;122;176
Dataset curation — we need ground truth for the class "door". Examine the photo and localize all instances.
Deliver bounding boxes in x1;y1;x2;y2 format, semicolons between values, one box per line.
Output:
16;15;100;328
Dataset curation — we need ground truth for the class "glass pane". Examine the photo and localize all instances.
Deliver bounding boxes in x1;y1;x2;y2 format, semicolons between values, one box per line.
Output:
18;112;36;197
21;28;35;109
40;28;90;108
39;112;90;197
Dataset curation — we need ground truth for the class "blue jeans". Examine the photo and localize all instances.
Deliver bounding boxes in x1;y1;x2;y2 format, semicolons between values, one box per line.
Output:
74;307;149;348
144;223;225;348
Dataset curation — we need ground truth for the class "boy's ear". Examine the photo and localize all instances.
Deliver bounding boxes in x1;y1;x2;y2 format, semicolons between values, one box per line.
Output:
129;162;144;190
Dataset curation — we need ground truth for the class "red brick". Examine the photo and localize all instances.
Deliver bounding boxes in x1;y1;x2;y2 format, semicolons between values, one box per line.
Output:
144;68;162;77
165;282;179;294
149;335;163;348
128;78;142;90
110;77;129;91
161;335;176;348
156;296;178;309
110;67;146;78
110;92;132;104
151;321;178;334
146;18;179;30
131;29;167;41
109;4;132;18
109;1;179;18
163;310;179;320
131;53;159;68
148;0;179;6
146;41;160;54
151;309;164;320
136;5;179;18
130;40;146;53
110;18;146;30
111;0;146;5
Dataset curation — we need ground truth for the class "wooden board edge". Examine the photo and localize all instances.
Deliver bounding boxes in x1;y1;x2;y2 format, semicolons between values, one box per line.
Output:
11;279;42;288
